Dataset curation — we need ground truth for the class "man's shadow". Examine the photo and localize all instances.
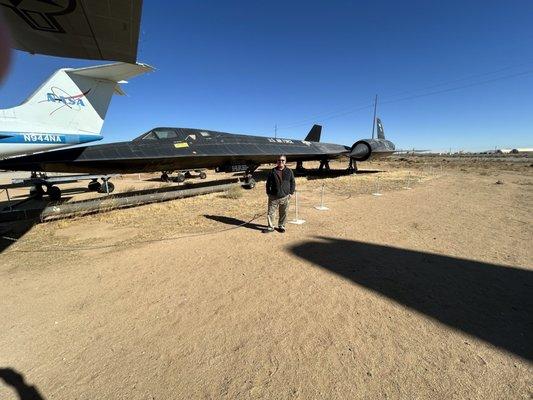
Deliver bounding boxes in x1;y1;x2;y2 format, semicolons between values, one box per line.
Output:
0;368;44;400
204;215;267;231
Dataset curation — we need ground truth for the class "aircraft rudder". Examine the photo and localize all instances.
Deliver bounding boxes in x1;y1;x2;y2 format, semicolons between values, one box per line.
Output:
305;124;322;142
376;118;385;139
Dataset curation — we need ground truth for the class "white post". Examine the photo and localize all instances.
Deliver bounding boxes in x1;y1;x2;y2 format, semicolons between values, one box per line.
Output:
372;176;382;196
403;172;412;190
289;190;306;225
314;183;330;210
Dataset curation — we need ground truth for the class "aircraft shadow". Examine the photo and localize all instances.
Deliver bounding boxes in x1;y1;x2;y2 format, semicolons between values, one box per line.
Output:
303;169;381;180
0;196;73;254
204;215;267;231
0;368;45;400
0;179;240;254
233;168;382;183
289;237;533;361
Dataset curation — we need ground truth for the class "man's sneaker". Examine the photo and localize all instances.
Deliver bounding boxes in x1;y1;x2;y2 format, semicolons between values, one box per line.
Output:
278;226;286;233
262;227;275;233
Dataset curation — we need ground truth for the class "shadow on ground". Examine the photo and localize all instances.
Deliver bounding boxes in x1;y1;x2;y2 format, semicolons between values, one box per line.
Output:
204;215;267;231
0;195;73;253
0;179;240;253
289;237;533;361
0;368;44;400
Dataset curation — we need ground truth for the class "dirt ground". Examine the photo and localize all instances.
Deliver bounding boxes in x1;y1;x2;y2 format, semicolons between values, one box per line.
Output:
0;157;532;399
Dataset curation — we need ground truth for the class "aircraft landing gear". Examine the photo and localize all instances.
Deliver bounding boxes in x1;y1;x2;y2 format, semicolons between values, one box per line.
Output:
48;185;62;201
161;170;206;182
243;164;259;189
29;184;45;199
29;184;61;201
88;179;102;192
347;158;358;174
318;159;330;171
173;173;185;183
97;180;115;194
295;161;307;176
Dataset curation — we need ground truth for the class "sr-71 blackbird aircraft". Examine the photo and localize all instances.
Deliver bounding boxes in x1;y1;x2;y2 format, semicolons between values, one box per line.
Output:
0;119;395;199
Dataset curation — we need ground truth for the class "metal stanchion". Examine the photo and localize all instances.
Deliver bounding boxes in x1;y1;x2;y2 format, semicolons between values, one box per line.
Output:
403;172;412;190
372;176;382;196
314;183;329;210
288;190;305;225
5;188;12;210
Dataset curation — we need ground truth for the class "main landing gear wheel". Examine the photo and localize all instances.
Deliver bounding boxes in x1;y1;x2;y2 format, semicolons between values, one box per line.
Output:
97;181;115;194
88;180;102;192
346;158;357;174
161;172;170;182
243;164;259;189
199;171;207;179
29;184;45;199
48;186;62;201
184;171;193;178
243;178;256;189
174;173;185;183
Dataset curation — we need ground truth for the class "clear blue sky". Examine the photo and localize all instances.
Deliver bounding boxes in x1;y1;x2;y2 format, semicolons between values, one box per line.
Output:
1;0;532;151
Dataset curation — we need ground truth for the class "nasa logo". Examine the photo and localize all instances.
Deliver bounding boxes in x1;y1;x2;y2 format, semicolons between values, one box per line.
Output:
42;87;91;115
47;93;85;106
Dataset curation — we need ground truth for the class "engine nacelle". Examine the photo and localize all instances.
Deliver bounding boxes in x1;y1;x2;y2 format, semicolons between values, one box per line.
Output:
349;139;395;161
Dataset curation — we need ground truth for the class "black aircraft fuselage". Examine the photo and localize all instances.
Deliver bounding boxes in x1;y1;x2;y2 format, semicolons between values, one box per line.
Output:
0;126;395;176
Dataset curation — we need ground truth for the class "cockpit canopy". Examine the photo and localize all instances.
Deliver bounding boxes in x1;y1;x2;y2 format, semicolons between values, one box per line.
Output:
133;127;217;142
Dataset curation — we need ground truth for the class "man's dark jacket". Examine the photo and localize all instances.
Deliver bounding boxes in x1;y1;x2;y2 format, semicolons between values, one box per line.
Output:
266;167;295;199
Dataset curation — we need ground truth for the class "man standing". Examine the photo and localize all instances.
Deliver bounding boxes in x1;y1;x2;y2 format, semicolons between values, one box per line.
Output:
263;155;295;233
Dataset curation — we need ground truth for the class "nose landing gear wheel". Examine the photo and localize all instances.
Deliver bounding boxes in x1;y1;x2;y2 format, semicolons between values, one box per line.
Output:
161;173;170;182
199;171;207;179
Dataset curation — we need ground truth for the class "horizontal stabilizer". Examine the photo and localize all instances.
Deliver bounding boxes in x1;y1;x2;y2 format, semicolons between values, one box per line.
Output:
305;124;322;142
69;62;154;82
68;62;154;96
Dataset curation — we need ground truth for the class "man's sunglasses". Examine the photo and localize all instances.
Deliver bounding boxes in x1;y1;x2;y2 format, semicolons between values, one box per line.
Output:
277;159;286;162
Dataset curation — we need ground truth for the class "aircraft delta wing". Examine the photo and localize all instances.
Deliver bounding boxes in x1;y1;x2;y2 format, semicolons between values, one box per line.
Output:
1;0;143;63
0;123;395;190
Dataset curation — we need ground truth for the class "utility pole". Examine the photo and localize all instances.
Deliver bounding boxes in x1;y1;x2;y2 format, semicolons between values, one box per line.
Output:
274;124;278;139
371;94;378;139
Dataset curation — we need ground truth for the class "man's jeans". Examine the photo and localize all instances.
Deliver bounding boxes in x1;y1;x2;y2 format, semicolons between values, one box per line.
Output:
267;195;290;228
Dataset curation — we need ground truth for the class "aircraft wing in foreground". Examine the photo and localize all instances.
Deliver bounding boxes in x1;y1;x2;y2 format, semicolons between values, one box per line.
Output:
1;0;143;63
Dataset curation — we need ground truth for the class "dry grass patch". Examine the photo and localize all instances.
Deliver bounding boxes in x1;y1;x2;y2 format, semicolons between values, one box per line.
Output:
223;185;244;199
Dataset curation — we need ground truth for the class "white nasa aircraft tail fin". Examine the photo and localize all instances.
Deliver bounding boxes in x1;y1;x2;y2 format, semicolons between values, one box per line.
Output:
1;62;153;135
